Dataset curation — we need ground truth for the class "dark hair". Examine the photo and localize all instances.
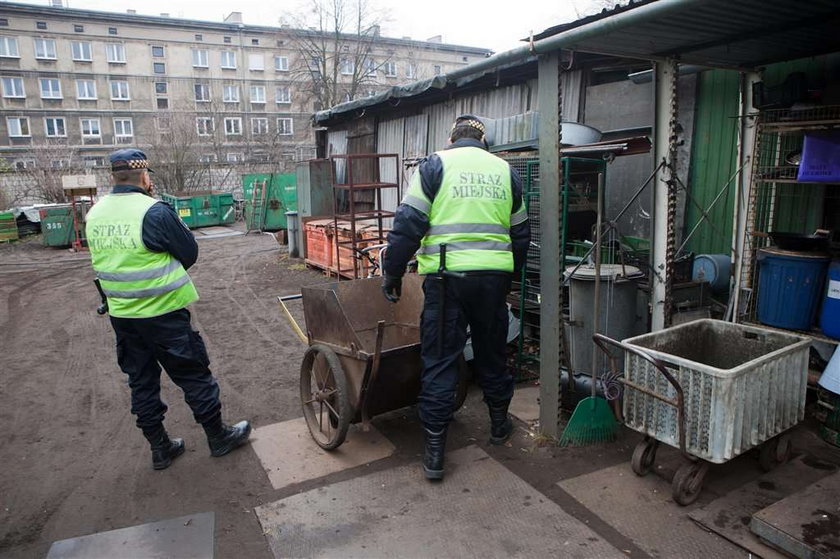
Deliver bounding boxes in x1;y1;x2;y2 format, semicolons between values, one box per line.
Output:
449;124;484;143
112;169;146;184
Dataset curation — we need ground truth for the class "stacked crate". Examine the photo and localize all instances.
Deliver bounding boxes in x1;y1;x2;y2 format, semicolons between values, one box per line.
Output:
0;211;18;242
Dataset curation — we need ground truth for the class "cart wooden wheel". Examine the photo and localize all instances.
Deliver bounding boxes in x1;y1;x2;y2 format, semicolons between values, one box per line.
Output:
672;461;708;506
758;433;793;472
631;438;659;477
300;344;351;451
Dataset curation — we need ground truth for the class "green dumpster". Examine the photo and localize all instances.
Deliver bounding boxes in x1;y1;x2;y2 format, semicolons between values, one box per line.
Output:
0;211;19;242
242;173;297;231
40;205;76;247
161;191;235;229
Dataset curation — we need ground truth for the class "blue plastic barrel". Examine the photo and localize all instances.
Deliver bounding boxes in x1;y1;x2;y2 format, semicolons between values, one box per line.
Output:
692;254;731;292
821;260;840;339
758;248;829;330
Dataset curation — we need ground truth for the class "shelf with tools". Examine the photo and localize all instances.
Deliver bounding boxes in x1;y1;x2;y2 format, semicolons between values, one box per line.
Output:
330;153;401;279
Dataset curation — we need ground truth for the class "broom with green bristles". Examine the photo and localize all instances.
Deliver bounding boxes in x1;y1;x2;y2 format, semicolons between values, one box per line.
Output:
559;171;618;446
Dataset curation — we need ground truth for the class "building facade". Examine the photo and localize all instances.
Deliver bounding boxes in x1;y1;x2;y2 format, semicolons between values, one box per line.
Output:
0;2;488;200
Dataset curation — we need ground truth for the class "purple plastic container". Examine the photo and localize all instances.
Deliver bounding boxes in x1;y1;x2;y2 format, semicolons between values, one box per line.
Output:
798;131;840;182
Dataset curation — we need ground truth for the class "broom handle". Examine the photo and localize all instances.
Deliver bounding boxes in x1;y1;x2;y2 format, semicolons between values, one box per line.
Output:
591;172;605;398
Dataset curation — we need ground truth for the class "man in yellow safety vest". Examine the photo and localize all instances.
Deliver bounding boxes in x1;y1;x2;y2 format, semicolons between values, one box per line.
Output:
382;115;530;480
86;148;251;470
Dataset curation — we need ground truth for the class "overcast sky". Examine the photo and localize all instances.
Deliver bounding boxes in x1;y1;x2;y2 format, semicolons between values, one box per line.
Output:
40;0;604;53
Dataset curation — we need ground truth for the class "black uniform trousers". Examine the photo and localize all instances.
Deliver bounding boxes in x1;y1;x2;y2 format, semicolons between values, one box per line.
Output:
110;308;221;429
418;273;514;430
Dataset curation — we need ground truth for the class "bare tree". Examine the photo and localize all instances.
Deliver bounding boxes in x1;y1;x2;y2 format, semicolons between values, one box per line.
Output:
14;140;85;203
286;0;390;110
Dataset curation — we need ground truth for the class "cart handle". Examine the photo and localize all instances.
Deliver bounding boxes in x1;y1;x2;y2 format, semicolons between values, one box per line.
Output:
277;294;307;344
592;333;688;457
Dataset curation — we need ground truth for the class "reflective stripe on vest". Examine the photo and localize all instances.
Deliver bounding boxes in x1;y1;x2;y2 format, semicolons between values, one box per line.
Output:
86;192;199;318
414;146;514;274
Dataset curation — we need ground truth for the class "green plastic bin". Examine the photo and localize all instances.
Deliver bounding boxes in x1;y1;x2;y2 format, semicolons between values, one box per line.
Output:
40;206;76;247
242;173;297;231
161;191;235;229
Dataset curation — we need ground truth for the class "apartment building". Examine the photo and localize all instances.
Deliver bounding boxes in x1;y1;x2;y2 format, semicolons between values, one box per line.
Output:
0;2;488;179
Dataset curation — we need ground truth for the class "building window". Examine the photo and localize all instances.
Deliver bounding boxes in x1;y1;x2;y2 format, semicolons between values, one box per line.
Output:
83;156;105;168
76;79;97;99
36;21;47;30
198;153;217;164
156;98;168;109
340;58;353;75
250;85;265;103
153;62;166;74
192;49;208;67
224;117;242;136
151;45;165;57
195;34;203;41
155;116;171;131
363;59;376;76
384;61;397;77
226;153;244;163
80;118;101;142
224;36;231;44
196;117;214;136
105;43;126;63
248;53;264;71
310;57;322;77
433;65;442;75
275;86;290;104
108;27;118;35
110;80;130;100
44;117;66;137
34;38;57;60
74;24;84;33
1;77;25;98
251;38;259;46
6;117;30;137
406;63;417;79
155;81;167;95
114;118;133;142
0;36;19;58
39;78;62;99
221;50;236;69
277;117;293;135
0;19;8;27
251;117;268;135
223;84;239;103
194;83;210;102
274;55;288;72
71;41;92;61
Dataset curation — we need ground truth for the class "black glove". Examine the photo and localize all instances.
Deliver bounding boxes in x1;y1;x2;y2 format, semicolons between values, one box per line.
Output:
382;274;402;303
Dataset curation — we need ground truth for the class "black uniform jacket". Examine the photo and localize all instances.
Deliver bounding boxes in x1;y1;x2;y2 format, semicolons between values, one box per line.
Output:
111;185;198;270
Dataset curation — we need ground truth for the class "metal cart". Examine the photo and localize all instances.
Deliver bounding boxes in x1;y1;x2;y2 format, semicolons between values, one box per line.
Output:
280;275;469;450
593;319;810;505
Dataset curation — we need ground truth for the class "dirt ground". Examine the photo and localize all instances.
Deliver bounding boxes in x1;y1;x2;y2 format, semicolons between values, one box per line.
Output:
3;225;840;559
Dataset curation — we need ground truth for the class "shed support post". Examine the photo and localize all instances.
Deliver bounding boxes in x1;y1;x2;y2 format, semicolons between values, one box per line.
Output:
651;58;679;331
537;51;563;439
731;71;761;323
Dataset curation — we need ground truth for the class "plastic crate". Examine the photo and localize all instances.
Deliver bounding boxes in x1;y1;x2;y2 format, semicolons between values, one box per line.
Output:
622;319;810;463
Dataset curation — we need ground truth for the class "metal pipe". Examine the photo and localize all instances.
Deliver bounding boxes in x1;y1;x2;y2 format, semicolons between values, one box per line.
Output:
628;64;707;84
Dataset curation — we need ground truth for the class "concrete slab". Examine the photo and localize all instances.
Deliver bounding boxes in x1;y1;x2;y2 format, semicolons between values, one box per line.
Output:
690;456;839;559
509;385;540;424
256;445;623;559
194;227;243;239
46;512;214;559
751;470;840;558
559;463;740;558
251;418;395;490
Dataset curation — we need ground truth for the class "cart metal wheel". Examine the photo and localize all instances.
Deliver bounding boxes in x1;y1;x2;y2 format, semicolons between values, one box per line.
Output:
631;438;659;477
300;344;351;451
672;461;708;506
758;433;793;472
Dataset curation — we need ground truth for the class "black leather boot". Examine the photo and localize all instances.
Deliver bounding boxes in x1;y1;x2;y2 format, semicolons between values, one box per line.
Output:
142;425;185;471
423;426;447;481
202;415;252;457
488;400;513;445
